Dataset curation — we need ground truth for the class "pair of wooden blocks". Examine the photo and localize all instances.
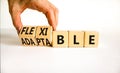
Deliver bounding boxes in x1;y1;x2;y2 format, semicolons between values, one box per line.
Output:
19;26;99;47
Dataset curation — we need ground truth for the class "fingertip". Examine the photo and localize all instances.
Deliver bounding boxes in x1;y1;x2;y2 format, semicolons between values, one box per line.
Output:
53;28;56;31
53;26;56;31
53;24;58;31
17;25;23;34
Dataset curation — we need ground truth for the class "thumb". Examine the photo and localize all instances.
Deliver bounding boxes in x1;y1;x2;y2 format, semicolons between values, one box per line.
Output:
10;12;23;33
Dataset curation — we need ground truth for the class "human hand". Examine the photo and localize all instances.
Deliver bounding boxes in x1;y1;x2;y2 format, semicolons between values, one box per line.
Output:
8;0;58;33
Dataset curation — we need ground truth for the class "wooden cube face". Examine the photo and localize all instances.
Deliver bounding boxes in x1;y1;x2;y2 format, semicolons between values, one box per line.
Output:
84;31;99;47
20;37;37;46
68;31;84;47
19;26;37;46
52;31;68;47
36;26;52;46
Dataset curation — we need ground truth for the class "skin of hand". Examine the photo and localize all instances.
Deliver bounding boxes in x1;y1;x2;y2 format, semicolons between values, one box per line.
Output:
8;0;58;33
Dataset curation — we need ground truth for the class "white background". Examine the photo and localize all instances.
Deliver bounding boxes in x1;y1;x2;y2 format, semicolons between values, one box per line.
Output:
1;0;120;73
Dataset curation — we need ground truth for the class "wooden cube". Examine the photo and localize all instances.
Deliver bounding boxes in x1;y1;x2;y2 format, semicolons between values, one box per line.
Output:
36;26;52;46
19;26;37;46
52;31;68;47
68;31;84;47
84;31;99;47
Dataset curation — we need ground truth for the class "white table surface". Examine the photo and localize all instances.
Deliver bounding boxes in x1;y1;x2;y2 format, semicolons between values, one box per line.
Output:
1;28;120;73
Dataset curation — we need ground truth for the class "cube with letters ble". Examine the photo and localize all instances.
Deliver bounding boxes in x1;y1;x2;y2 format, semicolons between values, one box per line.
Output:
19;26;52;46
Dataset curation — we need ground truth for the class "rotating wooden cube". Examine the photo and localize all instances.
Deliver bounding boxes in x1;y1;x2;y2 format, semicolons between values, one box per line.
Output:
35;26;52;46
19;26;37;46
